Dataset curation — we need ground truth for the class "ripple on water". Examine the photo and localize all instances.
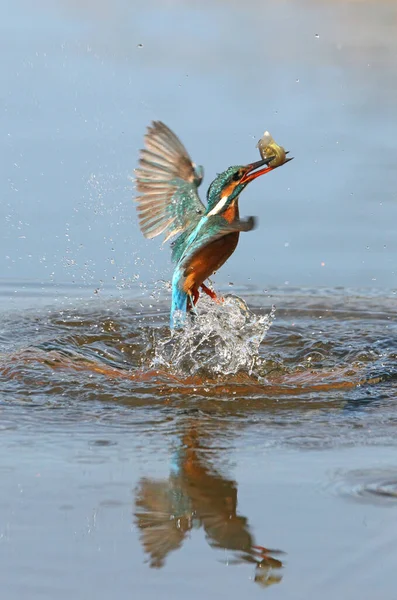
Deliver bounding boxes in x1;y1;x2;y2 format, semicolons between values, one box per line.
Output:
1;287;397;446
328;468;397;505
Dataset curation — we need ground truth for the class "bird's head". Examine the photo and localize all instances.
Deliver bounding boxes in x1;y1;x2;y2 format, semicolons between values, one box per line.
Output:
206;155;290;216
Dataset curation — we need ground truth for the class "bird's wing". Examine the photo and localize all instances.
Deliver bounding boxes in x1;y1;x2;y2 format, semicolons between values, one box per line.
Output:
134;478;189;568
177;216;256;271
135;121;206;242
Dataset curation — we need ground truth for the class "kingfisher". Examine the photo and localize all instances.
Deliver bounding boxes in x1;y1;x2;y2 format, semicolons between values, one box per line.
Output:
135;121;292;329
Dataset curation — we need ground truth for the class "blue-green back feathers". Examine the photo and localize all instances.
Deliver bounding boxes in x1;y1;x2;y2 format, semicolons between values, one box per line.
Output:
170;228;192;264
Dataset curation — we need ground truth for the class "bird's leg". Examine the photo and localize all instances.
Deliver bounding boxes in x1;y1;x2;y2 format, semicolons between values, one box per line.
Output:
201;283;216;300
187;292;198;315
252;546;285;563
201;282;224;304
252;545;273;558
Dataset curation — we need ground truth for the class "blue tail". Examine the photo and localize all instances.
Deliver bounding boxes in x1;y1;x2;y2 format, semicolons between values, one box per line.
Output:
170;270;188;330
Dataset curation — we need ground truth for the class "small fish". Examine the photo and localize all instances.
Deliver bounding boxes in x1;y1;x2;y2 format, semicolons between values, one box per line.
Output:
257;131;287;168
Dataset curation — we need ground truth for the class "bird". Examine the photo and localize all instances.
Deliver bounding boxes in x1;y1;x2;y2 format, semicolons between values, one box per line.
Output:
134;121;292;329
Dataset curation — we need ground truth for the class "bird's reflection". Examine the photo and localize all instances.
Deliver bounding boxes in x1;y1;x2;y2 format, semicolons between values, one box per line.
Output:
134;421;284;587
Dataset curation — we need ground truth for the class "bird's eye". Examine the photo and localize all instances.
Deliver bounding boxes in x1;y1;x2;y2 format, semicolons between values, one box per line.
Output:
232;171;241;181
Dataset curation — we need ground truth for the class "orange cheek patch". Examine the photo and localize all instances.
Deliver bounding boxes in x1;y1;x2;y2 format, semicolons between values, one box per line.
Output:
221;182;237;200
219;182;239;223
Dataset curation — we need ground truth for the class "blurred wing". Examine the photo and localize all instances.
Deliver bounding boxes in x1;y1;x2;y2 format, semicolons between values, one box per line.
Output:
202;514;254;553
135;121;206;242
134;478;191;569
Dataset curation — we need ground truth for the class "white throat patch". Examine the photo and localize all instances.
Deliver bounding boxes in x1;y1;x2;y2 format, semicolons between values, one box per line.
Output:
207;195;229;217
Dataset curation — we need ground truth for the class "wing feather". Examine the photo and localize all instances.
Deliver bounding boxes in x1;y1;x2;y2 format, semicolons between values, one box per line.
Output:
134;121;206;241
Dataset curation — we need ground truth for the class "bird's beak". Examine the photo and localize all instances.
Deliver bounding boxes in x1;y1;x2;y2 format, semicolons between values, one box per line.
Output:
240;154;293;185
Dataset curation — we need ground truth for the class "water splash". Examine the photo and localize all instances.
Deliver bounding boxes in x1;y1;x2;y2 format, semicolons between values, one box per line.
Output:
151;294;275;377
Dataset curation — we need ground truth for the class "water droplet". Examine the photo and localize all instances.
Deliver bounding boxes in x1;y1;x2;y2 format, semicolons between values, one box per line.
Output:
296;78;300;83
315;33;319;39
137;43;143;48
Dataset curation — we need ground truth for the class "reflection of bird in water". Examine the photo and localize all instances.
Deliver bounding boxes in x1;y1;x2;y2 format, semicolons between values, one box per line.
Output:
134;425;284;586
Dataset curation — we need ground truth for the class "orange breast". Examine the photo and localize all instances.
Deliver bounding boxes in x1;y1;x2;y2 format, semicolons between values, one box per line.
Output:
182;232;239;294
222;199;238;223
182;199;240;294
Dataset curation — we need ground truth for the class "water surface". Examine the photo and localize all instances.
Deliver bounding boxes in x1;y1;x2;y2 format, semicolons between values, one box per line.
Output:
1;282;397;598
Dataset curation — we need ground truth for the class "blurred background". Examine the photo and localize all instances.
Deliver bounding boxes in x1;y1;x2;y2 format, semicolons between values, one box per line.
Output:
1;0;396;291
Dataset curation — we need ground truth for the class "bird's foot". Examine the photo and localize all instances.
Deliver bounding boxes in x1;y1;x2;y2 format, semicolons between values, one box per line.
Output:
192;288;200;305
201;283;224;304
